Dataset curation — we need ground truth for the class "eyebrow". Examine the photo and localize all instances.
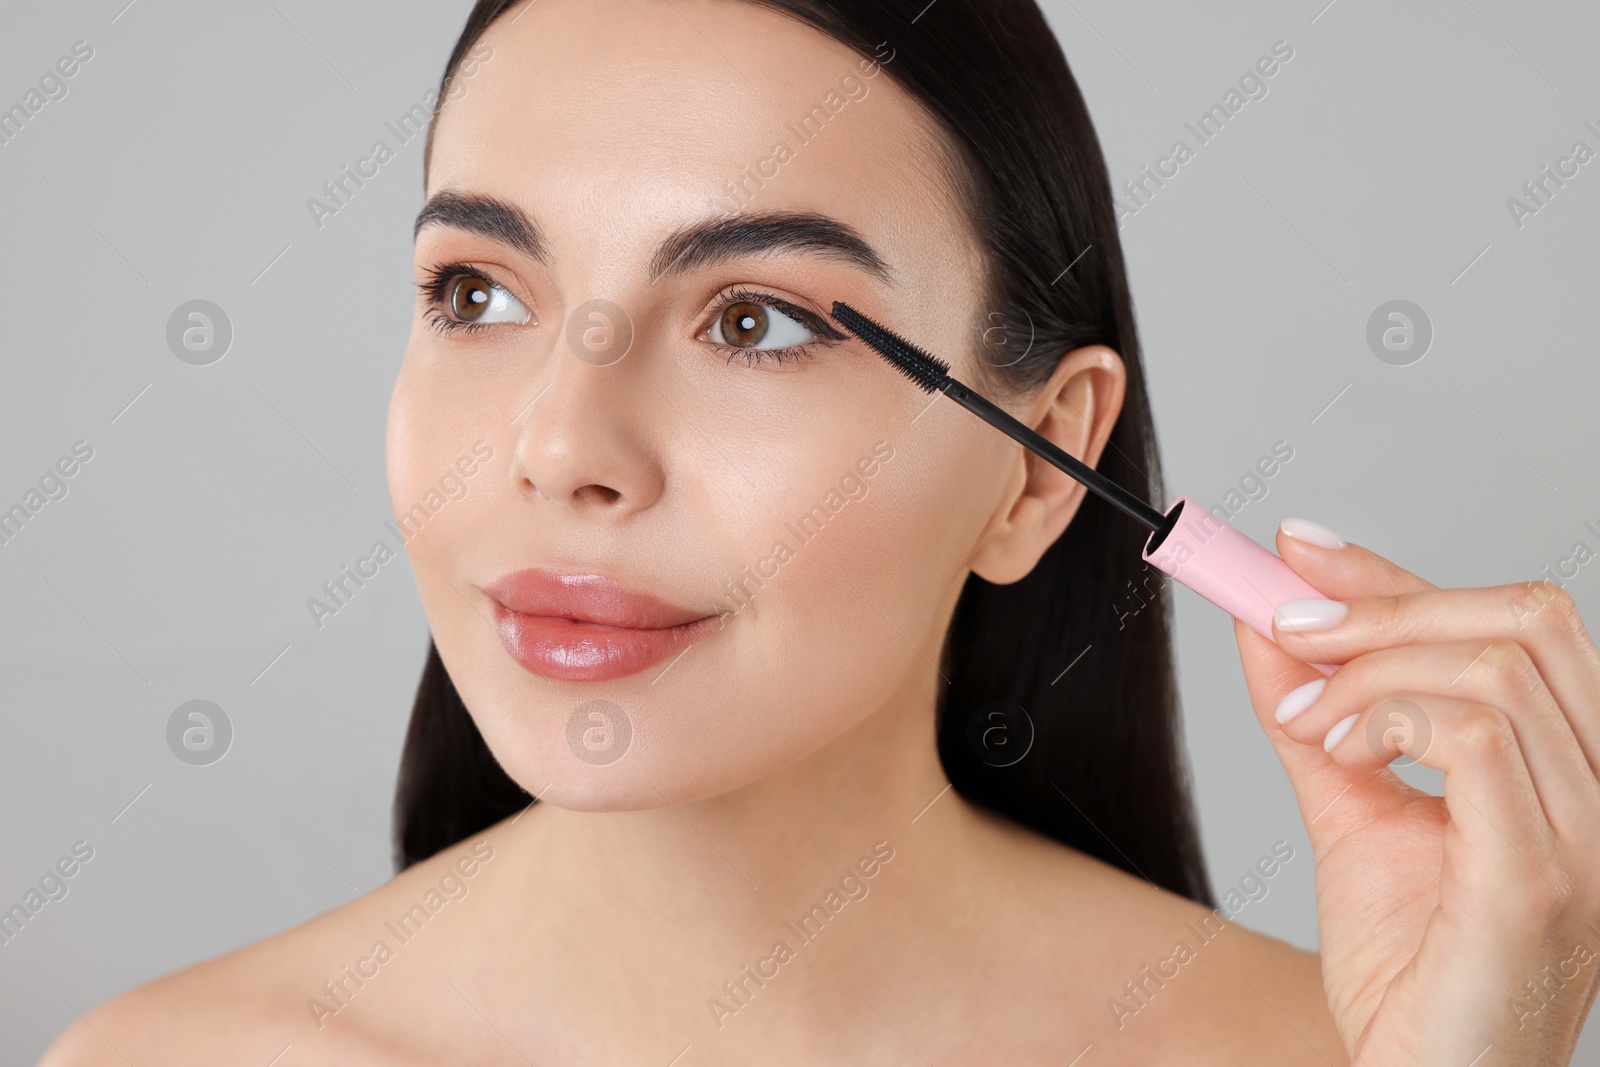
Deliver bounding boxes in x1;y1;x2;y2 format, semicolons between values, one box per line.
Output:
413;190;895;287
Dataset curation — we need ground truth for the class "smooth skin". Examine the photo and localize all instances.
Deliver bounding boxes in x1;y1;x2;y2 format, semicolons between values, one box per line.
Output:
38;0;1598;1064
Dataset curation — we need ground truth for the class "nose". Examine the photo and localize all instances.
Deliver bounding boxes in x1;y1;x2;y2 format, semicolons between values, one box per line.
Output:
510;341;664;517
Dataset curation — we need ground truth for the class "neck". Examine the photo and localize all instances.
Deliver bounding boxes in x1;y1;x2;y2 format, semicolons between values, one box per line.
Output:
467;661;1005;1038
527;657;969;914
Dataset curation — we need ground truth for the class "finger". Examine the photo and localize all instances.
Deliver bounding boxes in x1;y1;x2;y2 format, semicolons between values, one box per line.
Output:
1269;580;1600;779
1319;690;1565;909
1273;641;1598;837
1276;516;1436;600
1228;518;1440;838
1233;617;1404;843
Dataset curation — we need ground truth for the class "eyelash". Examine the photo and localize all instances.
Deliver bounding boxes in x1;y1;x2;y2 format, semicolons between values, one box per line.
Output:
415;262;835;366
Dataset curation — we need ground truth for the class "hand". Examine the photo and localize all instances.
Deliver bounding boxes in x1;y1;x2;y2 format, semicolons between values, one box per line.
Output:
1233;517;1600;1066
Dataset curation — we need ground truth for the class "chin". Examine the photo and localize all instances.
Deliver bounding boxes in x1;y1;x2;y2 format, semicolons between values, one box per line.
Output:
459;686;781;814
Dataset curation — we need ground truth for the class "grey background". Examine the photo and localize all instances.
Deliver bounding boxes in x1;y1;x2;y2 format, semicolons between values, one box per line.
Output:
2;0;1596;1059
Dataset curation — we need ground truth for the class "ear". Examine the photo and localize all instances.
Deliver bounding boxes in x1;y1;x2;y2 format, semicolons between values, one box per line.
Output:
966;345;1127;585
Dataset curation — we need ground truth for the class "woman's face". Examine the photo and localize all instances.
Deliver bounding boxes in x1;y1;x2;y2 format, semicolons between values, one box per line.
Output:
388;0;1051;808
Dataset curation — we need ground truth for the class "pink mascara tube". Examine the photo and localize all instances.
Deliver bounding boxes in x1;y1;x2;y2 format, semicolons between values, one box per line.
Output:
1141;496;1336;676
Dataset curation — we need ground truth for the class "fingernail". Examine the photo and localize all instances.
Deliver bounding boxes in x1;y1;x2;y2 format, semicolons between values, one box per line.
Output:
1280;517;1345;549
1323;713;1359;752
1274;598;1348;632
1274;678;1327;723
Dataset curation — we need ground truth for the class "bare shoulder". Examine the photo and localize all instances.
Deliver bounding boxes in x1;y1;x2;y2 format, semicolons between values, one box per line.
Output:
968;805;1348;1066
34;834;500;1067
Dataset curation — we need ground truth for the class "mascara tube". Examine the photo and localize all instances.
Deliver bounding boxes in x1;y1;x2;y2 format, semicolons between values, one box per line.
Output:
1143;497;1337;676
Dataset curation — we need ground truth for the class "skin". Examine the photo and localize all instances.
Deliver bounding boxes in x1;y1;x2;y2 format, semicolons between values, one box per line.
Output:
38;0;1600;1064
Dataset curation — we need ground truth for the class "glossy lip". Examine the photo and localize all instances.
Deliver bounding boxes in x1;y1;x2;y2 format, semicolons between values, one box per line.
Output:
481;569;719;682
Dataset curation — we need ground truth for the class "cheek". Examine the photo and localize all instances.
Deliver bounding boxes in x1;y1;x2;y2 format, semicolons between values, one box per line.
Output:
390;347;488;496
386;354;447;519
384;353;511;595
708;418;988;694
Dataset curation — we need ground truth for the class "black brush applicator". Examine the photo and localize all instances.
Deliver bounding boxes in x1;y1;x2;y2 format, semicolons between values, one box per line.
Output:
832;301;1171;537
830;300;1335;675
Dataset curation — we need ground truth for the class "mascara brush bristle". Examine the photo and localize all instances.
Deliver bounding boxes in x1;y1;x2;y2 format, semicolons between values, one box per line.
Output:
830;301;951;394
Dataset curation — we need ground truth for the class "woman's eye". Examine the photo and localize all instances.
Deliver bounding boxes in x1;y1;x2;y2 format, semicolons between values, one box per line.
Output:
422;266;530;334
444;274;527;325
710;299;817;352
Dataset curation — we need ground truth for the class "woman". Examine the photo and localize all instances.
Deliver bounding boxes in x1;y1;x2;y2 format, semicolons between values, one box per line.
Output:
43;0;1600;1063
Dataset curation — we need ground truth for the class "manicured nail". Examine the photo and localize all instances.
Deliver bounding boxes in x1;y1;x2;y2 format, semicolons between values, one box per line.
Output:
1274;598;1348;632
1323;713;1360;752
1280;517;1345;549
1274;678;1327;723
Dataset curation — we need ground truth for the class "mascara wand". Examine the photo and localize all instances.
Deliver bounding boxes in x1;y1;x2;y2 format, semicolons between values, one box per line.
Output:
831;300;1335;675
833;301;1170;536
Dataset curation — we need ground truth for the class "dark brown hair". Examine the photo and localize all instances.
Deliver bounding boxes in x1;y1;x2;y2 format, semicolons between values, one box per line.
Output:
395;0;1214;908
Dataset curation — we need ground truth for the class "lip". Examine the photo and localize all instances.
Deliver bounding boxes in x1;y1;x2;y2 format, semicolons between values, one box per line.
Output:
481;569;719;682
